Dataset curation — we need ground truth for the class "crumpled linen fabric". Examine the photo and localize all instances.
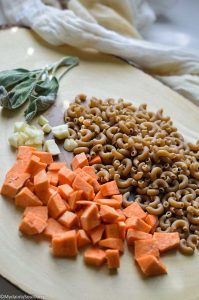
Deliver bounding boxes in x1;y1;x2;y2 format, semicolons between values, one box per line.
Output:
0;0;199;105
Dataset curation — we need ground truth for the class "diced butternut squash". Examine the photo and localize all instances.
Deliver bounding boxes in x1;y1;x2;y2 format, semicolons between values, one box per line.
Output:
84;247;106;267
94;190;104;201
72;175;94;200
134;239;159;260
71;153;89;170
153;232;180;253
82;166;98;180
52;230;78;257
50;185;58;191
24;179;34;193
15;187;42;208
89;155;102;165
100;181;119;197
74;168;92;182
100;205;120;223
58;167;76;186
117;221;126;240
6;160;28;178
123;202;146;219
98;238;124;252
47;171;59;186
38;188;56;205
44;218;67;239
1;150;180;277
68;190;83;210
48;162;66;171
1;172;30;198
17;146;36;161
58;211;78;229
105;224;120;238
125;217;152;233
88;224;105;244
112;194;122;205
48;193;68;219
80;204;100;231
34;170;50;200
116;209;126;222
58;184;73;201
25;155;47;176
19;214;47;235
32;151;53;165
145;215;159;234
76;201;94;206
23;206;48;221
77;229;91;248
136;255;167;276
94;198;121;209
89;179;101;193
126;229;152;245
19;206;48;235
106;249;120;269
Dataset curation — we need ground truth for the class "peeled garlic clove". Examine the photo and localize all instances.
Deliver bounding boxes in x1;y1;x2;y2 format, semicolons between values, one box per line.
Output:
19;132;29;142
38;115;49;126
64;138;78;151
42;123;52;134
45;139;60;155
8;133;24;148
14;122;27;133
52;124;69;140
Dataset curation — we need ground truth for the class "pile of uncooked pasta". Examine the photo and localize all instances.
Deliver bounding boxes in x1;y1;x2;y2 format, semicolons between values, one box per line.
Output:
64;95;199;255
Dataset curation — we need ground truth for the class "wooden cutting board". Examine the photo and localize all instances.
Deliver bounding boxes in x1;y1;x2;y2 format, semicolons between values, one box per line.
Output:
1;28;199;300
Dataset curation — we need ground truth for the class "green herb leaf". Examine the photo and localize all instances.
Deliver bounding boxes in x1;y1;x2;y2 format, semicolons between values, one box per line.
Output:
34;76;58;95
7;78;36;110
51;56;79;75
0;86;10;108
0;56;79;119
0;68;31;91
24;76;59;121
52;57;79;80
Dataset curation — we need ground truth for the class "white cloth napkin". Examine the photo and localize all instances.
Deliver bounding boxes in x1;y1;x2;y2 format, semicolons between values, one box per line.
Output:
0;0;199;105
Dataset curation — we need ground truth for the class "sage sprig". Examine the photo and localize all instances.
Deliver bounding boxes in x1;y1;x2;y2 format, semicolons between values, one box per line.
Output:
0;56;79;121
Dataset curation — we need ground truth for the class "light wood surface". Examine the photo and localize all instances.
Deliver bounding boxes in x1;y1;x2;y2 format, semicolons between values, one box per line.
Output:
0;28;199;300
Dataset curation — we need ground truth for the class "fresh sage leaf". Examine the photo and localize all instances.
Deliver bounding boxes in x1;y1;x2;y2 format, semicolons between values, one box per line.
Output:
52;56;79;74
0;68;31;91
7;78;36;110
34;76;59;96
24;76;59;121
0;55;79;120
0;86;10;108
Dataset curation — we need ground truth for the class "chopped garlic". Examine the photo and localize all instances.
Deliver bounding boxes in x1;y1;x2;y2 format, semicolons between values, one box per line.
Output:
42;123;52;134
52;124;69;140
14;122;27;133
8;133;24;148
38;115;49;126
45;139;60;155
19;132;29;142
25;135;43;146
64;138;78;152
8;122;44;149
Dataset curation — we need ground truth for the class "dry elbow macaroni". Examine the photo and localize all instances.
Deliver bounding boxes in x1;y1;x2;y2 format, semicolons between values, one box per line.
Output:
64;95;199;254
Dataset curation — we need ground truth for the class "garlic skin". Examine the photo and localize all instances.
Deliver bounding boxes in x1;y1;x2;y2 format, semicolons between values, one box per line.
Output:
64;138;78;152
